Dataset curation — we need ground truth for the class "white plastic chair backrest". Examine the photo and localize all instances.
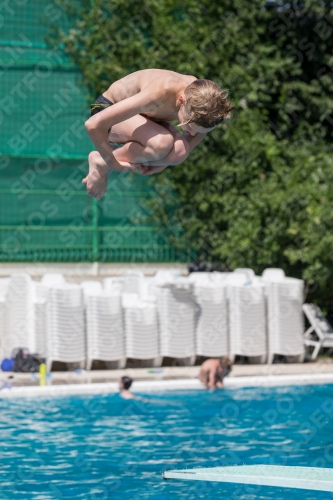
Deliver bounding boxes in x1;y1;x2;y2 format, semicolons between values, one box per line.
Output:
188;272;215;283
104;277;124;294
303;303;333;335
8;273;32;297
153;269;182;285
212;272;231;281
252;276;264;285
234;268;255;283
139;277;157;303
262;268;285;281
48;283;83;308
81;280;102;295
41;273;66;286
189;273;227;292
161;277;193;290
227;273;249;286
122;271;143;294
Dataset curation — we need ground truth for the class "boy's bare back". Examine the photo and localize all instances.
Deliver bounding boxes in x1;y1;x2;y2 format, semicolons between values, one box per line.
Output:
104;69;197;122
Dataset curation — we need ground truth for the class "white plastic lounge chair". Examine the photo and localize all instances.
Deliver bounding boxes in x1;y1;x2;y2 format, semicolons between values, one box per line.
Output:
303;303;333;360
188;272;218;284
233;268;255;282
263;272;304;363
123;293;161;367
81;280;102;295
84;286;125;370
46;284;85;371
4;274;35;356
33;282;48;358
228;274;267;364
194;280;229;358
262;268;285;281
103;277;124;294
122;271;144;294
157;281;196;365
162;465;333;492
154;269;182;284
41;273;66;286
139;277;157;303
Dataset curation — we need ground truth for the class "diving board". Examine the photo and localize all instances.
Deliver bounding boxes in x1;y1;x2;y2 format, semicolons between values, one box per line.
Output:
162;465;333;492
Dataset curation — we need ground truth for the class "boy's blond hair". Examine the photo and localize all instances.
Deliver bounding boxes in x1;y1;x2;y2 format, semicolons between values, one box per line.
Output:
181;79;232;128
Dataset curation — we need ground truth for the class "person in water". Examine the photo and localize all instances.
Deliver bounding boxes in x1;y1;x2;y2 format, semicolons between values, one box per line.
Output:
83;69;232;199
119;376;135;399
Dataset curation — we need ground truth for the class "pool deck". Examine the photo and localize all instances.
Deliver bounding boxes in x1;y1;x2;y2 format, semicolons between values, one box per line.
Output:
0;359;333;397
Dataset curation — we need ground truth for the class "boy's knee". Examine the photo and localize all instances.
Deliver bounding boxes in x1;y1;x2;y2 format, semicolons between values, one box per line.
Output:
148;133;174;158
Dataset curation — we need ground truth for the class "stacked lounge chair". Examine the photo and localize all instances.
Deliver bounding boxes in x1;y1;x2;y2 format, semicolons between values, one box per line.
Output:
41;273;66;286
157;279;196;365
4;274;34;357
228;272;267;363
32;282;48;359
0;266;309;370
122;270;144;294
122;293;161;366
263;268;304;363
104;277;124;294
189;273;229;358
46;284;85;371
83;281;125;370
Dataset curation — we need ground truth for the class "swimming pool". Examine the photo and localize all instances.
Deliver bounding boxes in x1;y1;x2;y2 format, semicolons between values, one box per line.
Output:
0;384;332;499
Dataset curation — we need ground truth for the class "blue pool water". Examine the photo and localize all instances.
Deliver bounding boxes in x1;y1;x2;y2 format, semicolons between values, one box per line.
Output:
0;384;333;499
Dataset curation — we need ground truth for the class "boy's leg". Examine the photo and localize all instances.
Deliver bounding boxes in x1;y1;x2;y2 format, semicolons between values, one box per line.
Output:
139;121;189;172
110;114;175;163
83;115;188;198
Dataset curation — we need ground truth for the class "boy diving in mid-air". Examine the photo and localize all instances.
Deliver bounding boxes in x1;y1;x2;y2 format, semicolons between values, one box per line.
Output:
83;69;232;199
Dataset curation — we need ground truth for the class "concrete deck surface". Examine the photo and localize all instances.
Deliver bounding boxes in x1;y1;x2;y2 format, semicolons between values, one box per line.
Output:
1;359;333;387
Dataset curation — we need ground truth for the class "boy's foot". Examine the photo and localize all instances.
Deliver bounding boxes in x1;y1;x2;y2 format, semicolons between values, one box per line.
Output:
83;150;150;199
82;151;110;200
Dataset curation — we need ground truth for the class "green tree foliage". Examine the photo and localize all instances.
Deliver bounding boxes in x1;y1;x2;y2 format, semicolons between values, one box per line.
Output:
50;0;333;311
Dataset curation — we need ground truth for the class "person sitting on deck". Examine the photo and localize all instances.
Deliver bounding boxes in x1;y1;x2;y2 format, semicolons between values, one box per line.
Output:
199;357;232;389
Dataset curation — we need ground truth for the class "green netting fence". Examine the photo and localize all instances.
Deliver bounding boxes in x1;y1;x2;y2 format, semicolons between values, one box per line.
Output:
0;191;182;263
0;0;186;262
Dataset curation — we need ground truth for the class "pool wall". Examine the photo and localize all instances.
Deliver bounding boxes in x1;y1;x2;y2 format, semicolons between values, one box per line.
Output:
1;373;333;399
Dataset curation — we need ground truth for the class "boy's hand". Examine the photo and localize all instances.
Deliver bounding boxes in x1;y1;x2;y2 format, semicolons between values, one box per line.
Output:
139;164;167;175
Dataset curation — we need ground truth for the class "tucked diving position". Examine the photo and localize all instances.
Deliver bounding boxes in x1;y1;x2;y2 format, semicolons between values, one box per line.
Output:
83;69;232;199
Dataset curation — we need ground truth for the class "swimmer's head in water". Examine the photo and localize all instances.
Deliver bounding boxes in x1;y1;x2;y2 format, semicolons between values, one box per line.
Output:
120;376;133;390
178;79;233;131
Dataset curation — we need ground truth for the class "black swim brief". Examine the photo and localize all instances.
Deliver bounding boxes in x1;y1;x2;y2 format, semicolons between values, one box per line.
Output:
90;94;113;117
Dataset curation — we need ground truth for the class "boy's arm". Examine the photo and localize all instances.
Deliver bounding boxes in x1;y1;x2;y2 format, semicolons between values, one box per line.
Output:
198;368;209;387
140;165;167;175
85;87;163;172
184;132;207;152
85;126;133;173
208;368;216;389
